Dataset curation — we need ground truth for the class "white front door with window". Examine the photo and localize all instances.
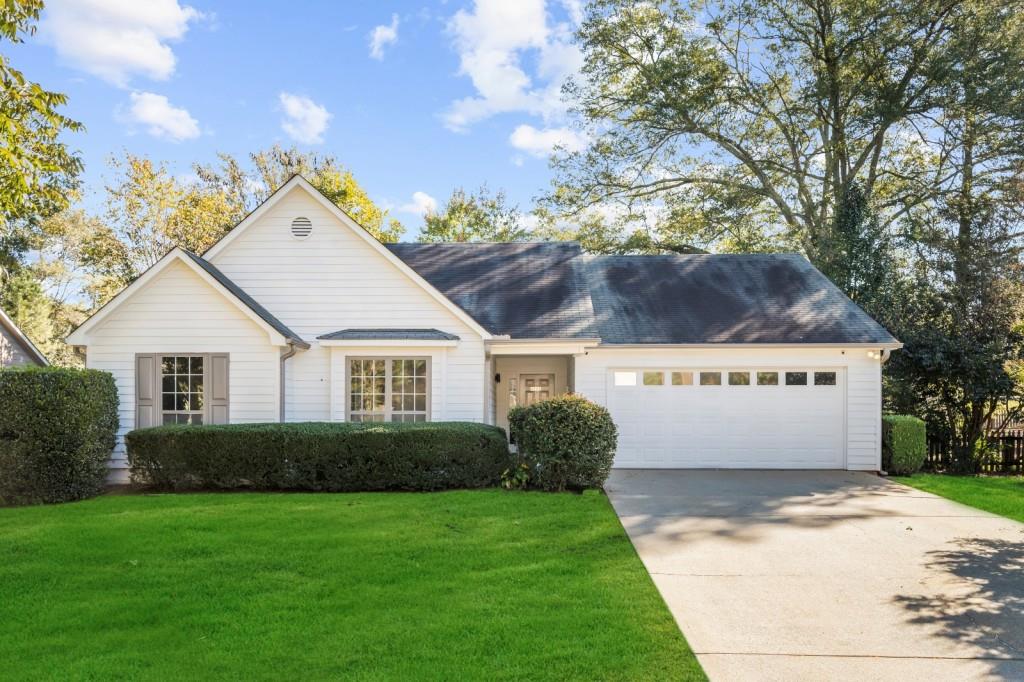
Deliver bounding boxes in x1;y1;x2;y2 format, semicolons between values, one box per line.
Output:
607;368;845;469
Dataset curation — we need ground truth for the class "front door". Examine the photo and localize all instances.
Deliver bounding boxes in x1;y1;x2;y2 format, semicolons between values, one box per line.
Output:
520;374;555;407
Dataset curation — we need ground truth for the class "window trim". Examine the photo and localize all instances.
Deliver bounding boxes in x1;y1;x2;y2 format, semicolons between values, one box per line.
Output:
136;352;229;427
344;356;432;423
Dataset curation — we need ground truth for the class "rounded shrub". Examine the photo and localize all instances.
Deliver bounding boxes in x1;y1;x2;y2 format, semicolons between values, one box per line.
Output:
126;421;512;492
882;414;927;475
508;394;618;491
0;366;119;505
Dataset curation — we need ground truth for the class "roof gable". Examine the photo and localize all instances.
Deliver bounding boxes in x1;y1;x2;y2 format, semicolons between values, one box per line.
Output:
66;249;303;347
202;176;491;339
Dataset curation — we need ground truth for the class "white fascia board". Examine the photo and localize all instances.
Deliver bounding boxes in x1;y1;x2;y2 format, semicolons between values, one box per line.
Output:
487;339;601;355
203;176;492;340
66;249;288;347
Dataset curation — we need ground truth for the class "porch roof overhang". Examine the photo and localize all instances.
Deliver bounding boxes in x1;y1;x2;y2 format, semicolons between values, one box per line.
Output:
485;338;602;356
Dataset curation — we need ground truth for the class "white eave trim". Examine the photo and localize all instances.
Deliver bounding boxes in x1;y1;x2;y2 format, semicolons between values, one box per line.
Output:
201;175;493;340
66;248;289;347
318;339;458;348
487;338;602;355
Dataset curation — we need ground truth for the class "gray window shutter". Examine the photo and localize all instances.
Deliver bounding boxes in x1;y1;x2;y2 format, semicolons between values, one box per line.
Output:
208;353;230;424
136;354;157;428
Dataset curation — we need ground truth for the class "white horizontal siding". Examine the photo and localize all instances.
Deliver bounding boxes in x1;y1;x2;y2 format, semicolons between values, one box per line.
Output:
85;260;279;481
574;346;883;471
0;324;35;367
210;187;485;423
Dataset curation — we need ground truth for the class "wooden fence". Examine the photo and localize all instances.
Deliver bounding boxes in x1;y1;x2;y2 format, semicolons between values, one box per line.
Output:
925;429;1024;474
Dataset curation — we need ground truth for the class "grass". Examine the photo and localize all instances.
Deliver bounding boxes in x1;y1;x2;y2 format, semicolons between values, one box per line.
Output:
893;473;1024;523
0;489;705;681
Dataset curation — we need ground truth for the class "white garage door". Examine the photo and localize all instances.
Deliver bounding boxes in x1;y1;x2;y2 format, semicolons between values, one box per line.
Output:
608;368;845;469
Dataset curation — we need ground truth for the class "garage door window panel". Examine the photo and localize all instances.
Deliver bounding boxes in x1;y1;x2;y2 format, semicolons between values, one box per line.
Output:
785;372;808;386
699;371;722;386
728;371;751;386
671;371;693;386
814;371;837;386
757;371;779;386
642;371;664;386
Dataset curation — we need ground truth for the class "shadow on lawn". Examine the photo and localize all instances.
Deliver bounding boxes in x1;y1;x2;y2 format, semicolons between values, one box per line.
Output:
894;537;1024;678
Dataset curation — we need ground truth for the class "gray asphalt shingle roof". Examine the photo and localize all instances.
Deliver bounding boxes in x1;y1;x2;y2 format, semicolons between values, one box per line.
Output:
386;244;896;345
183;251;309;348
582;254;898;345
318;328;460;341
386;242;599;339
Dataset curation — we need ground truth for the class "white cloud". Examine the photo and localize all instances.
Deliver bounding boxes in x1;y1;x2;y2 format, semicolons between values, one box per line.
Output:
124;92;200;141
278;93;331;144
41;0;201;87
509;124;587;158
399;191;438;215
369;14;400;60
443;0;582;131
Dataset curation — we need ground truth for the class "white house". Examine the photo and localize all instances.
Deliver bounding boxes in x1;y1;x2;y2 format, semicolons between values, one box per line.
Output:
67;176;901;481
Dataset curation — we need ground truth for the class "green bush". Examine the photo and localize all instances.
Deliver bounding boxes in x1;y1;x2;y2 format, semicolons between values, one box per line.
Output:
126;421;512;491
882;415;927;475
508;394;618;491
0;366;119;505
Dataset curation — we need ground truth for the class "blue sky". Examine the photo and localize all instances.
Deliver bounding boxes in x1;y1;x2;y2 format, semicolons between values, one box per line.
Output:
11;0;587;239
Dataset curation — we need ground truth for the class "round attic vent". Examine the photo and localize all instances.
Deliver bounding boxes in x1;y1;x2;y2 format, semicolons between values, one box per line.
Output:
291;216;312;239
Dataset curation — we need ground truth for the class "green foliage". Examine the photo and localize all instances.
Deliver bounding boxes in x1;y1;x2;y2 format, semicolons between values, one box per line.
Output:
419;185;528;243
881;415;927;475
194;144;404;243
508;395;618;491
0;268;52;360
126;421;512;492
0;0;83;276
0;366;118;505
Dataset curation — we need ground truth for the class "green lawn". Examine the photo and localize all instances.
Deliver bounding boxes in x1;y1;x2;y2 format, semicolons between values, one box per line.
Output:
893;473;1024;523
0;489;704;681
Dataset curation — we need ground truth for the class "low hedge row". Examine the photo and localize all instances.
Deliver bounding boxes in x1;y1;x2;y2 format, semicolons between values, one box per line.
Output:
0;366;119;505
509;394;618;491
126;421;512;491
882;415;927;475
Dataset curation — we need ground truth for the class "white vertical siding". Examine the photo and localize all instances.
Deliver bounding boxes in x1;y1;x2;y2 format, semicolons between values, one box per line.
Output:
573;346;883;471
209;186;485;423
85;260;280;480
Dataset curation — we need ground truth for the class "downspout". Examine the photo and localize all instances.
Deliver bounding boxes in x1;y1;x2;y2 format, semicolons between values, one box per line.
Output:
880;349;892;364
279;342;299;422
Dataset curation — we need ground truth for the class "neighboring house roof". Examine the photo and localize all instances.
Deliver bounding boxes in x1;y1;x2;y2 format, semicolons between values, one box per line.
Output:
0;305;48;366
582;254;899;345
318;328;460;341
181;251;309;348
386;242;600;340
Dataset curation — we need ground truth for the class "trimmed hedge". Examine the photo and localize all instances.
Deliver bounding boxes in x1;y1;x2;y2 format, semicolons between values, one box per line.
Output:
0;366;119;505
509;394;618;491
882;415;927;475
126;421;512;491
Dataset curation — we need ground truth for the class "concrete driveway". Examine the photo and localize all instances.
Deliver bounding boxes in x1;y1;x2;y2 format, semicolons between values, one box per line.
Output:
607;470;1024;682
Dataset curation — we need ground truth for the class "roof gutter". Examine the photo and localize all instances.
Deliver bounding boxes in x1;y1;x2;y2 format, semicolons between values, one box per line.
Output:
593;342;905;350
279;342;301;422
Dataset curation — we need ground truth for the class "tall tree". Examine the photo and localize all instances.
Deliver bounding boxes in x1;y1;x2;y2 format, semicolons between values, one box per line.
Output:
884;1;1024;469
0;0;82;276
544;0;969;254
79;154;238;304
194;145;404;242
419;186;527;243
